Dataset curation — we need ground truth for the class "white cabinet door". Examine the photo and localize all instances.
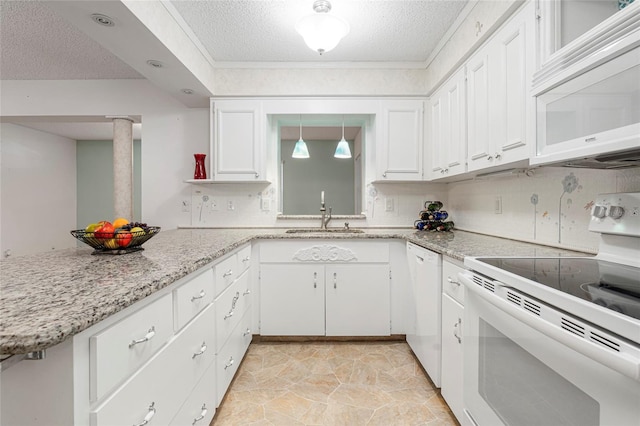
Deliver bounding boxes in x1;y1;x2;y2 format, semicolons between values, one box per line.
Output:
325;264;390;336
377;100;425;181
441;293;464;423
259;264;325;336
211;99;264;181
467;2;534;172
428;68;467;179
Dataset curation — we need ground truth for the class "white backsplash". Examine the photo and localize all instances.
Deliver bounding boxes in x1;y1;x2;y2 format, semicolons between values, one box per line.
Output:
189;182;448;229
447;167;640;253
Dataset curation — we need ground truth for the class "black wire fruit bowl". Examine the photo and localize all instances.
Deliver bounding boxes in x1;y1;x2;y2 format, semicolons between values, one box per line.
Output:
70;226;161;255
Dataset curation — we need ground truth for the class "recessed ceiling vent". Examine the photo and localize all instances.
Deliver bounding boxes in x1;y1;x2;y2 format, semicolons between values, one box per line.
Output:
91;14;115;27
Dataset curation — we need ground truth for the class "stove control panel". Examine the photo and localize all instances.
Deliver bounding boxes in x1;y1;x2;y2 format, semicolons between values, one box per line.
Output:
589;192;640;236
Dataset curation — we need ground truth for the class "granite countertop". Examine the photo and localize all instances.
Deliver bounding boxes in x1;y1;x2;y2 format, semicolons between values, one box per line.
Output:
0;228;588;355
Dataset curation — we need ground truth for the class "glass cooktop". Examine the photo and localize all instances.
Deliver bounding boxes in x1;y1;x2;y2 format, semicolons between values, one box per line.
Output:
477;257;640;321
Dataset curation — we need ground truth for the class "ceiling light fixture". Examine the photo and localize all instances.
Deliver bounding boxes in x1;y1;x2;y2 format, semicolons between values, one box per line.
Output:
90;13;115;27
181;89;194;95
292;116;310;159
146;60;164;68
334;117;352;159
296;0;350;55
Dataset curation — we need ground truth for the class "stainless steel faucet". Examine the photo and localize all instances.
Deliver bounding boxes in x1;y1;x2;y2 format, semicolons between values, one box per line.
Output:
320;192;332;229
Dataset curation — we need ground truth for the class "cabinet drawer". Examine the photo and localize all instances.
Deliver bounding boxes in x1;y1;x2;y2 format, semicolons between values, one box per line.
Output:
91;304;216;426
443;258;465;305
174;267;215;331
170;356;217;426
260;240;389;263
214;253;238;297
216;310;252;407
215;272;248;352
237;244;252;275
90;293;173;402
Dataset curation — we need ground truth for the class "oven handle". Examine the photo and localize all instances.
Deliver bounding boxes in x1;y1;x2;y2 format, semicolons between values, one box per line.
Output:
459;272;640;382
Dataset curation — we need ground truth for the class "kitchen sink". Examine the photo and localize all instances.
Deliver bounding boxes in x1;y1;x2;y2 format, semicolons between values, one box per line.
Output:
285;228;364;234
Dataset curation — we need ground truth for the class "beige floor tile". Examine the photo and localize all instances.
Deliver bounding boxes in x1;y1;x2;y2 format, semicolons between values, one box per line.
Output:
211;342;458;426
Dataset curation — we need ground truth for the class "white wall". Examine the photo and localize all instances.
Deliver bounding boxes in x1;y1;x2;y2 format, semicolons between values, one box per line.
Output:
447;167;640;253
1;80;208;231
0;124;77;257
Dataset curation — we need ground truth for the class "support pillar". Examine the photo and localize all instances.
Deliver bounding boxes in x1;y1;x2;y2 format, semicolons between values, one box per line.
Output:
111;117;134;220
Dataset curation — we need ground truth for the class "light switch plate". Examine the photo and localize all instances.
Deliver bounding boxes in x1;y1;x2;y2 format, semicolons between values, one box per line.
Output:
495;196;502;214
261;199;270;211
385;198;394;212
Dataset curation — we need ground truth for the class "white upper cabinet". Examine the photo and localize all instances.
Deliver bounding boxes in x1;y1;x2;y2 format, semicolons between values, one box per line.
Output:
210;99;266;182
377;99;425;181
467;2;535;173
429;66;467;180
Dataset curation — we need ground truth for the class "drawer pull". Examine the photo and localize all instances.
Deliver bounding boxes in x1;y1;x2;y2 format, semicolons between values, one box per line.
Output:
191;290;206;302
243;289;251;296
223;310;234;320
224;357;234;370
242;256;250;263
192;404;208;425
192;342;207;359
447;276;461;287
129;326;156;348
133;402;156;426
243;328;251;337
223;270;233;278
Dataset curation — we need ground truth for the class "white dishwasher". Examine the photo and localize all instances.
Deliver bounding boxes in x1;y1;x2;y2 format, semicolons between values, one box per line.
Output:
406;242;442;387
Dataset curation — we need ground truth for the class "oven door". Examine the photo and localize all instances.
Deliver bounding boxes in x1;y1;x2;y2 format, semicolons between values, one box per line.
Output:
460;272;640;426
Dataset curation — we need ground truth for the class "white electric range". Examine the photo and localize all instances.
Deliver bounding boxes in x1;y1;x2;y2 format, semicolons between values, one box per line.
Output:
460;192;640;426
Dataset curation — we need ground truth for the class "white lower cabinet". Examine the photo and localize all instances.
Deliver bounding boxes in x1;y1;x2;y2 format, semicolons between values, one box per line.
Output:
170;360;216;426
216;309;252;406
91;304;216;425
440;258;466;423
260;264;325;336
325;264;390;336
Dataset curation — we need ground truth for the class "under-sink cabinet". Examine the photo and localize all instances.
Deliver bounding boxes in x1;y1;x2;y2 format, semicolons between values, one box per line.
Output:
259;240;392;336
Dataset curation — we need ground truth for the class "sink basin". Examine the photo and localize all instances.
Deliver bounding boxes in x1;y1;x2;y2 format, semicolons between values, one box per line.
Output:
286;228;364;234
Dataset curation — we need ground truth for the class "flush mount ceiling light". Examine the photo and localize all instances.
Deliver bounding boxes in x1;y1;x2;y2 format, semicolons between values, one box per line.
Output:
296;0;350;55
334;117;352;159
146;60;164;68
181;88;194;95
292;116;310;159
90;13;115;27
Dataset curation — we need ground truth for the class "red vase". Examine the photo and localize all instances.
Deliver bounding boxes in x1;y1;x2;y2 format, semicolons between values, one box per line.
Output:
194;153;207;179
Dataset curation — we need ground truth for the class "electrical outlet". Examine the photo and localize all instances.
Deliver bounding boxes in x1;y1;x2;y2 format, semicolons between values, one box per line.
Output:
181;200;191;212
227;200;235;211
211;199;219;211
261;199;270;211
385;198;394;212
495;196;502;214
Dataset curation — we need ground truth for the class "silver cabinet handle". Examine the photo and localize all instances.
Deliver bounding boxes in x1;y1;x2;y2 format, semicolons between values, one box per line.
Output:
447;276;461;287
192;404;208;425
224;310;234;320
224;357;234;370
243;289;251;296
224;292;240;319
495;152;502;160
223;269;233;278
243;328;251;336
313;271;317;289
487;155;493;161
133;402;156;426
382;172;387;178
192;342;207;359
129;326;155;348
333;272;337;289
453;318;462;344
191;290;206;302
255;172;259;178
242;256;250;263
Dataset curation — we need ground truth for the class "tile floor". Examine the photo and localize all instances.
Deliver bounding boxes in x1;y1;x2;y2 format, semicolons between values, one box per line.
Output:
211;341;459;425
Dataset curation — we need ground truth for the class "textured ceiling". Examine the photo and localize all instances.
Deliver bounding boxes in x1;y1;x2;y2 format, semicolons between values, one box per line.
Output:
0;1;142;80
171;0;469;63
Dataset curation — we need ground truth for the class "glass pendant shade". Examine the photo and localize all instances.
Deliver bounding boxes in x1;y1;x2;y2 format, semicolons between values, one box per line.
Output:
296;1;349;55
292;118;310;158
334;119;352;158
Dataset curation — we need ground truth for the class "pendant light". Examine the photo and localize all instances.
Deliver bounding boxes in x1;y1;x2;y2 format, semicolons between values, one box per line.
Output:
334;117;352;159
292;116;310;159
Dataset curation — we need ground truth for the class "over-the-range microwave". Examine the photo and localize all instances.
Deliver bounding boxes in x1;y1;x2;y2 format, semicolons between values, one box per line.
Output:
532;45;640;169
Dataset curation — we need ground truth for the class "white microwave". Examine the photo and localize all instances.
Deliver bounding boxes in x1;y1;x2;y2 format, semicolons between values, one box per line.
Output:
532;45;640;167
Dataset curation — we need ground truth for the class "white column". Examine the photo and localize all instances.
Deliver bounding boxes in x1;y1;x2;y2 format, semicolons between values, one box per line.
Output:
112;117;134;220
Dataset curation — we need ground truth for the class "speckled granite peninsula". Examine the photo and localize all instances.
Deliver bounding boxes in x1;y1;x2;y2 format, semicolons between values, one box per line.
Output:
0;228;588;355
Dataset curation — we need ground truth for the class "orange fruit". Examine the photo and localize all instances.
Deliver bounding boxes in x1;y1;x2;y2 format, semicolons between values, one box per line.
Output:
113;218;129;229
